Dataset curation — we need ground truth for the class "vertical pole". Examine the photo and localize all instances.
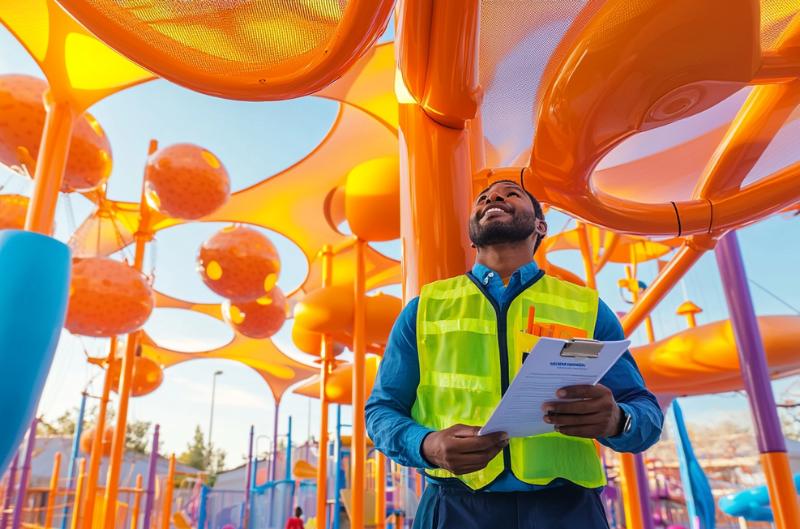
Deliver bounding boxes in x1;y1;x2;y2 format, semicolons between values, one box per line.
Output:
618;265;654;529
715;231;800;529
332;406;343;529
208;373;218;459
317;245;333;529
44;452;62;529
101;332;139;529
271;402;280;483
142;425;160;529
351;238;367;529
576;221;597;289
24;94;76;235
69;460;86;529
160;455;176;529
103;140;155;529
375;452;386;529
11;419;37;529
60;391;87;529
130;474;143;529
82;337;116;529
197;485;208;529
243;426;254;528
285;416;293;481
1;454;19;529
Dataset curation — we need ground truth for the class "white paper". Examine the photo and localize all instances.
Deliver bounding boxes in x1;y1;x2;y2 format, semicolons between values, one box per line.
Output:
479;337;631;438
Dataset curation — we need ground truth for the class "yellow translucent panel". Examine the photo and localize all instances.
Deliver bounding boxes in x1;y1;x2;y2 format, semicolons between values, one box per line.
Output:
64;32;153;91
72;0;347;76
0;0;50;62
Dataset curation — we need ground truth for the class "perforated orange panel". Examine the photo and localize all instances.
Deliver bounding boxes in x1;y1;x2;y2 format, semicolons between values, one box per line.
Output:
58;0;393;99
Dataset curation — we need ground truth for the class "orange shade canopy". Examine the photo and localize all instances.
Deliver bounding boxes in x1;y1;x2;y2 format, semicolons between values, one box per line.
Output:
0;194;29;230
65;258;154;337
145;143;230;220
633;315;800;396
197;225;281;302
0;75;112;192
108;355;164;397
222;287;287;340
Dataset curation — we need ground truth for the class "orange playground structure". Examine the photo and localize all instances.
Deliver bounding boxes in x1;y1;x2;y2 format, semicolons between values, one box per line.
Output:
0;1;799;529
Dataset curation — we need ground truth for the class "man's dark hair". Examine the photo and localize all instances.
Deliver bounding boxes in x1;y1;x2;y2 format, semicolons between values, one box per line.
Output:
295;506;303;517
476;180;546;253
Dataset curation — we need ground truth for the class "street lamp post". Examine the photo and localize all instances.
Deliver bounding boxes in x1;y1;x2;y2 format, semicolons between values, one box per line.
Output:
208;370;223;464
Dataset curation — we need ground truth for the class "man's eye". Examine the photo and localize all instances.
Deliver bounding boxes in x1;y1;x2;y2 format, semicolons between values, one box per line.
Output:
508;191;519;197
477;195;487;203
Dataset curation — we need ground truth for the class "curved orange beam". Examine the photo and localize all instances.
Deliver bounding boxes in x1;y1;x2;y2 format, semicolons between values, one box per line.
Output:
522;0;800;236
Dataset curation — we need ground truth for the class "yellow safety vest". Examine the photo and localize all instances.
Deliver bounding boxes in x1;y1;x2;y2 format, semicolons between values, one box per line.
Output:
411;272;606;490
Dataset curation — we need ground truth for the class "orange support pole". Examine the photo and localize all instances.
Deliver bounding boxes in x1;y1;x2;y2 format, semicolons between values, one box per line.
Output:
44;452;62;529
351;238;367;529
375;451;386;529
316;244;334;529
619;453;644;529
81;337;116;529
161;455;176;529
761;452;800;529
24;94;76;235
130;474;143;529
102;141;156;529
69;460;86;529
576;221;597;289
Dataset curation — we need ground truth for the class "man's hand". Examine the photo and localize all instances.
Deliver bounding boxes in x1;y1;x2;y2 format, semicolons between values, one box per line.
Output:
421;424;508;475
541;385;622;439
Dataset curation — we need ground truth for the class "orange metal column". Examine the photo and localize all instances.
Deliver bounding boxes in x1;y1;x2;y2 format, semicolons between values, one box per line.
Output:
69;460;87;529
375;451;386;529
576;221;597;289
316;244;334;529
24;94;76;235
619;453;644;529
351;238;367;529
102;140;156;529
44;452;62;529
82;336;116;529
161;455;176;529
398;105;474;296
130;474;143;529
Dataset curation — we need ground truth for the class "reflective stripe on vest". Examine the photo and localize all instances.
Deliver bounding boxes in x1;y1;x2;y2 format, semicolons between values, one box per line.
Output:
411;273;605;490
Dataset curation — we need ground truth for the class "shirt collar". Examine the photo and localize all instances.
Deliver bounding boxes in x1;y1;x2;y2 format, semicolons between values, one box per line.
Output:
471;261;540;286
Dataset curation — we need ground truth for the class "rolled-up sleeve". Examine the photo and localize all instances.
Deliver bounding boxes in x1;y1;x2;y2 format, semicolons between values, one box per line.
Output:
366;297;435;469
594;299;664;453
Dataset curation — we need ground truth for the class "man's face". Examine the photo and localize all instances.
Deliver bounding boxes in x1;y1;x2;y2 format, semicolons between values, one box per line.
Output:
468;182;538;247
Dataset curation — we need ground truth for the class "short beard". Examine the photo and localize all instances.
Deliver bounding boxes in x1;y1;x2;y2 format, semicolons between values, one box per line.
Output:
469;210;537;247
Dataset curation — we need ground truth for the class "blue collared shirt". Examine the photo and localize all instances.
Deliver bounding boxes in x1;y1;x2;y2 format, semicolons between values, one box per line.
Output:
365;261;664;492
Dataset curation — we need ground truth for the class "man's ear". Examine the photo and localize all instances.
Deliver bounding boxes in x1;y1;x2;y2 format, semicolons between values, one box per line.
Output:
535;219;548;237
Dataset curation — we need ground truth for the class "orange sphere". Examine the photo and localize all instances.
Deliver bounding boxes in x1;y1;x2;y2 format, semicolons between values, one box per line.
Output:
65;258;154;337
80;426;113;457
109;355;164;397
223;287;287;339
0;194;29;229
197;225;281;301
0;75;112;192
145;143;230;220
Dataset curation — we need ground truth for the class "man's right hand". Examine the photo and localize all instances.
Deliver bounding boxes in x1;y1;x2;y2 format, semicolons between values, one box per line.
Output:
421;424;508;475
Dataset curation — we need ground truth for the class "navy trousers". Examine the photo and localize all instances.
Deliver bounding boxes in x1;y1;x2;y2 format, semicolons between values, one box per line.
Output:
412;481;610;529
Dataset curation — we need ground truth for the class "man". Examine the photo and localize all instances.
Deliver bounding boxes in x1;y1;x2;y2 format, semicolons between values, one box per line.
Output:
366;180;663;528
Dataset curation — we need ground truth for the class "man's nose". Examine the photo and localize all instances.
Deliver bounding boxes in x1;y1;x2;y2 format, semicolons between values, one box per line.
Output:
488;192;505;202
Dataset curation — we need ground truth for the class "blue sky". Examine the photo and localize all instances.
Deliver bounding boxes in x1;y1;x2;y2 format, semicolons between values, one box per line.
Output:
2;23;799;468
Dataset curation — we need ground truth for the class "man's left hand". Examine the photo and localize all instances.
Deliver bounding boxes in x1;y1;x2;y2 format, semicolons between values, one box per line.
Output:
541;384;622;439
